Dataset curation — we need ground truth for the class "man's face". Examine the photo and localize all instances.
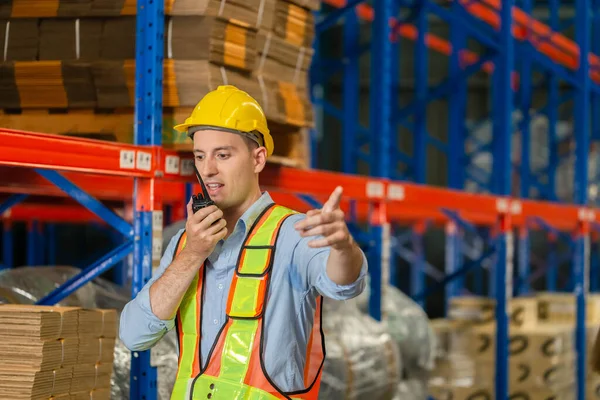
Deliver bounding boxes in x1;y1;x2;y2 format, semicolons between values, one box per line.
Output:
192;129;265;211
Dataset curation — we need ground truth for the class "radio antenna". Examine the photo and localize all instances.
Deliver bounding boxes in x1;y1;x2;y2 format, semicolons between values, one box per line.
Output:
193;164;212;201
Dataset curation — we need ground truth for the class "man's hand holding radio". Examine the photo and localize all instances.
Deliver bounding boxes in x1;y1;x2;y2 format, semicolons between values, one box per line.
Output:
183;198;228;260
148;198;226;321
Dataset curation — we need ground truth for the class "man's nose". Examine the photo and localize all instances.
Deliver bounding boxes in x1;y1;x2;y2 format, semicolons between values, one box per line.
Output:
202;158;218;176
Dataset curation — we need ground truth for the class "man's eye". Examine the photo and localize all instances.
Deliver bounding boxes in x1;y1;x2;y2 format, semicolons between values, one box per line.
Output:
195;155;204;160
217;153;230;159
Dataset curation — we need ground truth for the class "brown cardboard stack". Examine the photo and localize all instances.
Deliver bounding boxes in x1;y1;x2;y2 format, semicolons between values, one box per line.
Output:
0;0;317;167
428;295;583;399
71;308;117;398
0;304;117;400
252;0;316;130
0;305;79;399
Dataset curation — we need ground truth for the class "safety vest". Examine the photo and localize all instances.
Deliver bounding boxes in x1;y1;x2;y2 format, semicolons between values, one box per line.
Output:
170;203;326;400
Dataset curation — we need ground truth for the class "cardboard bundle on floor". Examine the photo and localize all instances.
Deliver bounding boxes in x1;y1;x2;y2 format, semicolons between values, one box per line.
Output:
0;336;79;370
0;366;73;400
74;308;117;396
70;388;111;400
77;337;116;365
427;296;580;399
71;363;113;393
76;308;117;338
537;292;600;325
0;305;117;400
0;305;80;399
0;304;79;339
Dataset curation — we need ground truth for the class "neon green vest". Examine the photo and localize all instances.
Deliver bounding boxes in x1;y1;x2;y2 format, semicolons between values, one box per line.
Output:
170;203;326;400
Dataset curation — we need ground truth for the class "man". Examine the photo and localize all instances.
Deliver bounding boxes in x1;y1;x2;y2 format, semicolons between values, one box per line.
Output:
119;85;368;399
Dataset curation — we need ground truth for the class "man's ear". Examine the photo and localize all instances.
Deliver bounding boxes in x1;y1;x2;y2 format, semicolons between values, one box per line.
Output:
253;146;268;173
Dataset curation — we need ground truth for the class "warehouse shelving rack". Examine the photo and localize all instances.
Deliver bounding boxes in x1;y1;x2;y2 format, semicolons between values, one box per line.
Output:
2;128;598;399
0;2;598;400
313;0;599;399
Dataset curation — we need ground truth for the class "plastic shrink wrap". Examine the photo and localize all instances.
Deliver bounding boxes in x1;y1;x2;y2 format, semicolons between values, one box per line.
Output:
0;266;404;400
320;297;401;400
356;280;437;399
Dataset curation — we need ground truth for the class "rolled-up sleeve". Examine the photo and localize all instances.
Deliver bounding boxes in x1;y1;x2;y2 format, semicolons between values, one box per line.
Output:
286;214;368;301
119;229;183;351
311;249;368;300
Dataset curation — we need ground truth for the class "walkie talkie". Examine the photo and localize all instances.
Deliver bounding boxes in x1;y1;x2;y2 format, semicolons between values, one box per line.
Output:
192;164;216;213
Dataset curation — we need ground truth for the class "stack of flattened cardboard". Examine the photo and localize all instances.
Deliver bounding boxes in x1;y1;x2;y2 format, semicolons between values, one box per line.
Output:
252;0;316;129
71;308;117;398
92;15;259;108
0;305;79;399
0;304;117;399
428;295;579;399
0;0;316;167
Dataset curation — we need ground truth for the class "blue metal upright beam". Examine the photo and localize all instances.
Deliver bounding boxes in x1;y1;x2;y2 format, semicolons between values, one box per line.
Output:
491;0;514;398
518;0;533;199
366;0;394;323
413;0;428;184
448;1;467;190
342;9;360;174
129;0;164;397
574;1;591;399
369;0;393;179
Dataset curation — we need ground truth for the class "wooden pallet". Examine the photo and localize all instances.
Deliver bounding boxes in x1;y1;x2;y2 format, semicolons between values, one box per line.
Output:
0;108;311;168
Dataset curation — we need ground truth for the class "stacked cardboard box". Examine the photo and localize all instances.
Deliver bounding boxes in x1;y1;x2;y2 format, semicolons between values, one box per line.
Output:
429;294;600;399
0;304;117;400
0;0;319;168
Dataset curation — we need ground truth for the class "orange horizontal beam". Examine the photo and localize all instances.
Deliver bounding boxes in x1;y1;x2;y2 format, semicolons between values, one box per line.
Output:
459;0;600;84
320;0;520;90
3;203;110;223
0;128;159;177
0;167;187;205
0;130;597;232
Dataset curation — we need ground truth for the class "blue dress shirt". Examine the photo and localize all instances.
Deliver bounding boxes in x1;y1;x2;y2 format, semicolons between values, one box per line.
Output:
119;191;368;392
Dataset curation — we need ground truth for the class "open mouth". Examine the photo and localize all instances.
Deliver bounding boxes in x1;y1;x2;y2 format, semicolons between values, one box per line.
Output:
206;183;224;195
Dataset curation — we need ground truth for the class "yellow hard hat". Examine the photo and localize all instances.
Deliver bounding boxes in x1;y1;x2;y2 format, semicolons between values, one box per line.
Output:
173;85;274;156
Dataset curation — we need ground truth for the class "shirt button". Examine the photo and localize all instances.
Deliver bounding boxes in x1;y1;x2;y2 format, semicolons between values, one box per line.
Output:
218;283;223;290
213;319;218;325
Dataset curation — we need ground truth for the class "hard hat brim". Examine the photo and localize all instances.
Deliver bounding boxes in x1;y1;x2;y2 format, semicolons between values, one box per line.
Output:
175;123;274;157
173;122;193;133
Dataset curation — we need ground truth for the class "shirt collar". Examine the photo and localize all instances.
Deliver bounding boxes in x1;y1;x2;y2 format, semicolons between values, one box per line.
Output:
234;191;274;236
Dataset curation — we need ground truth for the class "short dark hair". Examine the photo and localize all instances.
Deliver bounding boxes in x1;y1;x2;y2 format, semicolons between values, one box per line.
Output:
241;135;259;152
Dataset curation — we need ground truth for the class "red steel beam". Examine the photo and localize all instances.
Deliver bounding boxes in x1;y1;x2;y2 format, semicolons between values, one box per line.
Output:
461;0;600;84
3;203;109;223
321;0;600;90
0;130;595;231
0;128;158;177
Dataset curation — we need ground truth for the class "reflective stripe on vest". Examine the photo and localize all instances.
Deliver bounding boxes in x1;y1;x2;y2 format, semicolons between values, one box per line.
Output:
170;203;326;400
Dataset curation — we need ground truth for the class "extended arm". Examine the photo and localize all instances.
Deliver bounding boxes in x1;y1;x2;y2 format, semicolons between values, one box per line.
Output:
294;186;365;286
292;186;368;299
325;237;364;286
